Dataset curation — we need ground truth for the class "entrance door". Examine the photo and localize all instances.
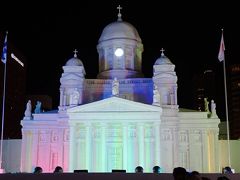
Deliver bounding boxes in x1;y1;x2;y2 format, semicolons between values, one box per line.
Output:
107;144;123;172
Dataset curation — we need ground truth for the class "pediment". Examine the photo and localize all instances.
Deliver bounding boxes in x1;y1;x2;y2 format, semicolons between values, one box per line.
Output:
67;97;161;113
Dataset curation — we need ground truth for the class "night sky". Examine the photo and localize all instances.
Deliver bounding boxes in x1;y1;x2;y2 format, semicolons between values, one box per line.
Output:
1;1;239;119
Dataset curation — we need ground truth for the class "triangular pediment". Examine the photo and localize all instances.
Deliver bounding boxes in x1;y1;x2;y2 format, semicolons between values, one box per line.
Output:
67;97;161;113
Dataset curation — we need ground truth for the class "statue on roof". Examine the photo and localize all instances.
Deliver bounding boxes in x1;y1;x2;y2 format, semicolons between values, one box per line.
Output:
204;98;210;113
112;77;119;96
24;100;32;119
34;101;42;114
210;99;217;117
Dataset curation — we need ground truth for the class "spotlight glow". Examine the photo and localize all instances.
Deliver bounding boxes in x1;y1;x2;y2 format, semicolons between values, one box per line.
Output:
114;48;124;57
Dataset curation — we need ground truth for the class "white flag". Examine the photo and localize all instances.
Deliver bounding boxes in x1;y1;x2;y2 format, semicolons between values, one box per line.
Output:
1;32;8;64
218;31;225;62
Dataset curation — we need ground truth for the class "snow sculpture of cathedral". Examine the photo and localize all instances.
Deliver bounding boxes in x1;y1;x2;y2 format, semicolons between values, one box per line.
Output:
21;6;220;173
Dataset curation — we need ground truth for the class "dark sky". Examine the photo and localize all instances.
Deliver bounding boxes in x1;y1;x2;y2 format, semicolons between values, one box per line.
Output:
0;1;239;117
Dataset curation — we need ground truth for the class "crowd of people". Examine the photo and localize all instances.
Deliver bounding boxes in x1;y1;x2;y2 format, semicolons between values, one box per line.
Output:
33;166;63;174
33;165;234;179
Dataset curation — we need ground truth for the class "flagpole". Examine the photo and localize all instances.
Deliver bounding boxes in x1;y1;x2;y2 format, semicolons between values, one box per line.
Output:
0;50;7;172
223;54;231;167
0;31;8;173
219;29;231;167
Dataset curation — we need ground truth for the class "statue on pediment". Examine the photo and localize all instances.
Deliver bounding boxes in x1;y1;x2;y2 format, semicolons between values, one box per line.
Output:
112;77;119;96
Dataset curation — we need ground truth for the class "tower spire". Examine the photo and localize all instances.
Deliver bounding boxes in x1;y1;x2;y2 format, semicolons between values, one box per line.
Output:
73;49;78;58
117;5;122;21
160;48;165;56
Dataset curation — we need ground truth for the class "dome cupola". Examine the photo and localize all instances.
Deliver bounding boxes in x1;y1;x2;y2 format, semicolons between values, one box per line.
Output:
154;48;173;65
65;49;84;66
97;5;144;79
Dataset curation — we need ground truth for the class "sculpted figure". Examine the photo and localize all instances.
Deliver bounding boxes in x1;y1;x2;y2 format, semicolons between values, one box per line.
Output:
204;98;209;112
112;77;119;96
24;100;32;118
153;84;161;106
71;88;79;105
34;101;42;114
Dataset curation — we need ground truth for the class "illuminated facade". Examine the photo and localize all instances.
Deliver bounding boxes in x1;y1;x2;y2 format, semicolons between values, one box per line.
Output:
20;9;220;173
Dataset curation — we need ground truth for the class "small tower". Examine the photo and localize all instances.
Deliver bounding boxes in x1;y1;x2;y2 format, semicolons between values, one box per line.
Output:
152;49;178;110
59;49;86;111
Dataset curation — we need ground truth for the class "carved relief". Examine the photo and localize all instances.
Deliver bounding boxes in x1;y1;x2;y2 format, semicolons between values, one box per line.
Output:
93;128;101;139
70;88;80;105
39;131;48;143
145;127;153;138
179;131;188;142
193;130;201;142
85;79;152;85
51;131;58;143
108;129;122;137
76;128;85;139
64;129;70;142
161;129;172;141
129;128;136;138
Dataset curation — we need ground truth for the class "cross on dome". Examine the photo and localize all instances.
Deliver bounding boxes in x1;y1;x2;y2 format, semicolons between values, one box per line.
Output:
73;49;78;58
117;5;122;21
160;48;165;56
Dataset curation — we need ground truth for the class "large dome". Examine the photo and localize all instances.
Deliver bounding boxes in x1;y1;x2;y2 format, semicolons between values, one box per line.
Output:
99;21;142;42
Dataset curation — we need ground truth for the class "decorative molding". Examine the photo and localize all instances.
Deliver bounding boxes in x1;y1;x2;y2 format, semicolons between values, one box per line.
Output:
145;127;154;138
51;131;59;143
64;129;70;142
161;129;172;141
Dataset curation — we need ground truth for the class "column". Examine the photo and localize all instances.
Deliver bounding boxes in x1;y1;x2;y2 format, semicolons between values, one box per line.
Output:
60;88;64;106
79;90;83;104
69;124;76;172
188;130;194;170
101;124;106;172
209;130;216;172
123;124;128;171
85;123;92;172
31;129;39;167
63;95;67;106
170;93;175;105
154;122;161;166
201;130;209;172
173;128;179;168
21;130;30;172
214;129;220;172
58;129;64;170
138;123;144;168
174;86;178;105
